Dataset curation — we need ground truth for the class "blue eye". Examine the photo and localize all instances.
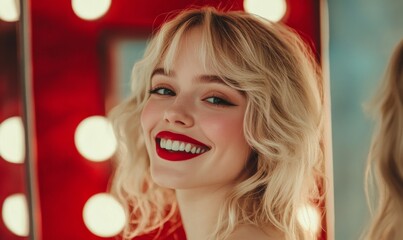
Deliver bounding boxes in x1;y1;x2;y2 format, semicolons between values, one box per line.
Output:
149;87;175;96
205;96;235;106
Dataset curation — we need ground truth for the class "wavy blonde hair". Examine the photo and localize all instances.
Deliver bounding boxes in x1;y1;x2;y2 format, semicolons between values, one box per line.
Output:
364;39;403;240
109;7;324;240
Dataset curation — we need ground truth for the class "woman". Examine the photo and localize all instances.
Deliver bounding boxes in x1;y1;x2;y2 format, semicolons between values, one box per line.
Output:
110;7;324;240
364;39;403;240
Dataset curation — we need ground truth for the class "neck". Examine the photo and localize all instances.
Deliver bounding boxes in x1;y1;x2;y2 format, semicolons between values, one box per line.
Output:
176;186;231;240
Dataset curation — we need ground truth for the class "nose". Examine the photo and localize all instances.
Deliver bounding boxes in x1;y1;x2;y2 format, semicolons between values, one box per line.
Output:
164;100;194;127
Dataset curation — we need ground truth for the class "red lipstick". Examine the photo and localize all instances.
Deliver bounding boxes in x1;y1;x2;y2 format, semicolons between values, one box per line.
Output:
155;131;210;161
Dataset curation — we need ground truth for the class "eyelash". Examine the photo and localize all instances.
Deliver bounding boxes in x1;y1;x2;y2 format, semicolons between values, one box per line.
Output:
149;87;235;107
149;87;175;96
204;96;235;106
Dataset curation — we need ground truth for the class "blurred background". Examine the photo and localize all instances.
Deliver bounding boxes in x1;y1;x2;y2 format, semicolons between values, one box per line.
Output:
328;0;403;239
0;0;401;239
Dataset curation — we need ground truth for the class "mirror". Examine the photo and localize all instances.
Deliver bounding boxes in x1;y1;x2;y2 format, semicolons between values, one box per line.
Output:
0;1;334;239
0;1;30;239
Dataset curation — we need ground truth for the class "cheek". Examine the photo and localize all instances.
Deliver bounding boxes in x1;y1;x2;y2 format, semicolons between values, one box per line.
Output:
140;100;159;132
202;111;247;147
201;112;251;181
140;100;162;155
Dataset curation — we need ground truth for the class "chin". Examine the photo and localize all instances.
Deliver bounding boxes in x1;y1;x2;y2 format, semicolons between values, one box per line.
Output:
150;167;191;189
152;178;194;190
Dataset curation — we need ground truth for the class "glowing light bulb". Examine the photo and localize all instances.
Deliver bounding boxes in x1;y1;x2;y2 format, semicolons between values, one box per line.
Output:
2;194;29;237
83;193;125;237
0;116;25;164
0;0;20;22
74;115;117;162
71;0;111;20
244;0;287;22
297;204;321;235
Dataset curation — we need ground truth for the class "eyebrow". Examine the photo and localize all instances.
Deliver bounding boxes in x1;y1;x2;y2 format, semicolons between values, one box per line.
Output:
151;68;172;78
151;68;226;85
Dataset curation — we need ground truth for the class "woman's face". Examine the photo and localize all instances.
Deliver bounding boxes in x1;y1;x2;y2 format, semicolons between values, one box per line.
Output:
141;27;251;190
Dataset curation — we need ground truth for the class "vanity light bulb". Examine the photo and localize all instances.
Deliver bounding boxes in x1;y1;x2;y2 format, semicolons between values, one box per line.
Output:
297;204;321;235
2;194;29;237
0;0;20;22
0;116;25;164
74;115;117;162
244;0;287;22
71;0;111;20
83;193;125;237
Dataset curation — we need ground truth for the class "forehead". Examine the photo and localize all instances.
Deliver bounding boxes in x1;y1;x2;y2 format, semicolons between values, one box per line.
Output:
160;26;208;70
151;67;226;85
152;17;243;91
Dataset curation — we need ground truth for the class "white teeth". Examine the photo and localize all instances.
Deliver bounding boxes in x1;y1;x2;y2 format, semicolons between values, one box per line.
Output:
160;139;166;148
185;143;191;152
165;140;172;150
172;141;180;151
158;138;208;154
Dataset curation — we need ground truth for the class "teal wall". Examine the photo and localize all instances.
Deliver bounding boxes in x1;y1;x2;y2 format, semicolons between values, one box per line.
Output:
115;39;148;98
328;0;403;239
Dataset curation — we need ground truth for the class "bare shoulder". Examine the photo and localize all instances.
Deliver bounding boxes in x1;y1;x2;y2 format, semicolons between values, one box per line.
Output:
227;224;284;240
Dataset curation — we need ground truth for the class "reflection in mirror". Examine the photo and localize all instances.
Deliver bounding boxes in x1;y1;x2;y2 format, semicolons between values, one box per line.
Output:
0;1;332;239
363;39;403;240
105;4;332;240
328;1;403;239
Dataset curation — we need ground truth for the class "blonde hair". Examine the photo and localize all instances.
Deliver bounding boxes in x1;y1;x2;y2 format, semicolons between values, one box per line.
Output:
109;7;324;240
364;39;403;240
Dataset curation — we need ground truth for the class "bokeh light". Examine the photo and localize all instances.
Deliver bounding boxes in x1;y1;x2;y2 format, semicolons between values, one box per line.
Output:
0;0;20;22
0;116;25;164
74;115;117;162
71;0;111;20
83;193;125;237
244;0;287;22
297;204;321;235
2;194;29;237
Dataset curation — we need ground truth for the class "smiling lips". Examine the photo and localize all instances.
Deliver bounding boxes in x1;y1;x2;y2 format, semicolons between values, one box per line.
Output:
155;131;210;161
